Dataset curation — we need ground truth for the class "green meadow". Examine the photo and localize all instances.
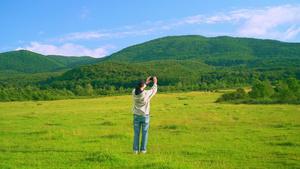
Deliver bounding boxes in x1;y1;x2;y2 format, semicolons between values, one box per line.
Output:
0;92;299;168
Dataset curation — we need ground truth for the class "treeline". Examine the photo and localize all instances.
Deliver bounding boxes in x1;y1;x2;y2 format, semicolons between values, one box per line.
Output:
216;78;300;104
0;85;132;102
0;61;299;102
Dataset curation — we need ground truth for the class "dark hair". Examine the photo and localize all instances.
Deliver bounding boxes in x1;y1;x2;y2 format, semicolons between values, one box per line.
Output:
135;79;145;95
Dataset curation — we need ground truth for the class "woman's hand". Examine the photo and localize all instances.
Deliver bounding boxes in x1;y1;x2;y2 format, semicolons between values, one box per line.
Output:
153;77;157;84
146;77;152;84
146;76;157;84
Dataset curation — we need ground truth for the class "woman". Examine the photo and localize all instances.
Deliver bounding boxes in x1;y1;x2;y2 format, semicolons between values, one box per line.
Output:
132;76;157;154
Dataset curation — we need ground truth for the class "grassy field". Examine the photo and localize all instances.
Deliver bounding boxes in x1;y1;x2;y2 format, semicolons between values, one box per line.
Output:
0;92;299;168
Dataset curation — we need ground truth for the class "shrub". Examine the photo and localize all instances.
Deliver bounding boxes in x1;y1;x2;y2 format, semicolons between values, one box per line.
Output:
248;82;273;99
216;88;248;102
274;78;300;101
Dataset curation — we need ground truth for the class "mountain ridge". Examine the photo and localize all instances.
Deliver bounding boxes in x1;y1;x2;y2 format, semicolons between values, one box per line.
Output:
0;50;103;77
1;35;299;79
104;35;300;68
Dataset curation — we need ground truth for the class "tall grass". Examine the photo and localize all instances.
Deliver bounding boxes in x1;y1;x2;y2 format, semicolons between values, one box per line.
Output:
0;92;299;168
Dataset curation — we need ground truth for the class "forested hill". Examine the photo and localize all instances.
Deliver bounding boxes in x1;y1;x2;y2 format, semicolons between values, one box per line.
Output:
104;35;300;68
0;35;300;102
0;50;103;77
45;35;299;97
1;35;300;78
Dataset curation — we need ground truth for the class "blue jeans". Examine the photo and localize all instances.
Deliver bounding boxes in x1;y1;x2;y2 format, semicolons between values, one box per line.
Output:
133;114;150;152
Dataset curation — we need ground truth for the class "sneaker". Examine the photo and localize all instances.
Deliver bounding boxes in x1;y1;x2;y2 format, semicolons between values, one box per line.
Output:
141;151;147;154
133;151;138;154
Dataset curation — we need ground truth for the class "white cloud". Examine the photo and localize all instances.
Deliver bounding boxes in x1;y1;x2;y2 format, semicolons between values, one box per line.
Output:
16;42;116;58
178;10;250;25
183;15;204;24
229;9;257;21
63;32;111;41
236;5;300;40
281;25;300;41
168;5;300;41
205;14;233;24
52;28;156;43
43;4;300;47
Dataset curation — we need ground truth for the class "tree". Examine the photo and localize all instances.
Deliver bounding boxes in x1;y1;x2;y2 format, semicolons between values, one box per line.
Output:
201;82;208;91
0;89;9;101
119;87;125;94
235;88;248;99
108;85;116;95
275;79;299;101
248;81;273;99
286;78;299;93
276;82;293;100
177;82;183;90
75;85;85;96
85;84;94;96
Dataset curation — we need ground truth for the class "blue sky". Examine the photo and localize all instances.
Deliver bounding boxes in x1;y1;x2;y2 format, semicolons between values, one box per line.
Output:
1;0;300;57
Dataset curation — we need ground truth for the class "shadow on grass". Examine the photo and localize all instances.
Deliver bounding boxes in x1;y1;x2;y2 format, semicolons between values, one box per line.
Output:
101;134;130;140
100;121;116;126
268;141;299;147
0;149;87;153
159;124;189;130
26;131;50;135
156;124;190;135
134;162;185;169
86;152;120;163
85;151;127;165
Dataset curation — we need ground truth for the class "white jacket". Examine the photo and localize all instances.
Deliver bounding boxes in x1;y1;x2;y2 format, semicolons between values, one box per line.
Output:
132;84;157;116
